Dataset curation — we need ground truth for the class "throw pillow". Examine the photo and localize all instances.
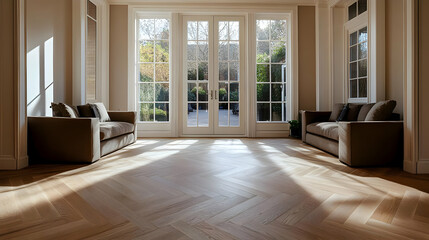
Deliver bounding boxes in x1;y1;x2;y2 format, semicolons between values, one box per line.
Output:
365;100;396;121
59;103;78;118
51;102;63;117
90;102;110;122
337;104;349;121
357;103;375;121
77;104;95;117
346;103;363;121
329;103;345;122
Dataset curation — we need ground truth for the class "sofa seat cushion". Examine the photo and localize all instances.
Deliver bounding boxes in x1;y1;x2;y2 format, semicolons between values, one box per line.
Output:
307;122;339;141
100;122;134;141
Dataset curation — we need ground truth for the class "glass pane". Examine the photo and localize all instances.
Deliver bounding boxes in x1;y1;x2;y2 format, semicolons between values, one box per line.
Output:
272;103;283;121
155;83;169;101
358;27;368;43
359;78;367;98
187;83;197;101
271;84;283;101
350;31;357;46
358;42;367;60
358;0;367;15
187;41;197;61
271;64;283;82
198;21;208;40
87;0;96;19
219;21;228;40
271;41;286;63
350;62;357;78
140;83;153;101
187;21;197;40
219;62;228;81
86;17;96;100
218;82;228;101
230;103;239;126
358;59;367;77
198;42;209;61
139;64;153;82
256;20;269;40
219;103;229;126
270;20;287;41
350;45;357;62
198;83;208;101
155;103;169;122
187;103;197;126
230;62;239;81
140;19;154;40
348;2;357;20
219;41;228;61
230;83;239;101
140;41;154;62
350;80;357;98
229;21;239;41
155;41;169;62
257;84;270;101
155;19;169;40
155;63;169;82
229;42;239;60
140;103;154;121
198;103;209;126
257;41;270;63
187;62;197;80
198;62;208;80
257;64;269;82
257;103;270;121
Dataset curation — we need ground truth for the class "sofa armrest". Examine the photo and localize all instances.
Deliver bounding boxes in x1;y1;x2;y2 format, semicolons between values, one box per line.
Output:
28;117;100;163
301;111;331;142
338;121;403;167
108;111;137;125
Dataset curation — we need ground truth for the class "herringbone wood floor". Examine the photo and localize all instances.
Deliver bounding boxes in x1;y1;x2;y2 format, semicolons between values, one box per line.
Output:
1;138;429;240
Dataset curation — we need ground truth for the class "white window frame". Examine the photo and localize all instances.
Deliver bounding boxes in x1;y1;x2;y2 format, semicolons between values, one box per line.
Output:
127;5;298;138
344;1;368;104
135;16;172;124
72;0;109;106
253;13;297;136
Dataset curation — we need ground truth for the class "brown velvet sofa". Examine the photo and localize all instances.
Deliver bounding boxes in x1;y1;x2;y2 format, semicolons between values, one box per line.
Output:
301;104;403;167
28;111;137;163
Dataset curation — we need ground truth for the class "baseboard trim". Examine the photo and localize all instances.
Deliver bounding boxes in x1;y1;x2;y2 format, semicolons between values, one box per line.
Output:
403;159;417;174
0;157;18;170
17;155;28;169
417;159;429;174
255;130;290;138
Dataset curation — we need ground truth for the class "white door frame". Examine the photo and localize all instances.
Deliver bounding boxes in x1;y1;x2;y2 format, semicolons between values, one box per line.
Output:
181;15;246;136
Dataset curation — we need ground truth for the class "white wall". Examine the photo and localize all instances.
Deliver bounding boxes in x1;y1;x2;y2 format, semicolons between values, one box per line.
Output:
26;0;73;116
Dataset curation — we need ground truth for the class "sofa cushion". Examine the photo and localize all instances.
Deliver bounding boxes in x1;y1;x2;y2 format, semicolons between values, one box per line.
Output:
365;100;396;121
337;104;349;121
77;104;96;117
100;122;134;141
357;103;375;121
329;103;344;122
346;103;363;121
307;122;339;141
90;102;111;122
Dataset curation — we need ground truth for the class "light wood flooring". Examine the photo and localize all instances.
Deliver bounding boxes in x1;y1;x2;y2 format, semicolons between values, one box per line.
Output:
1;138;429;239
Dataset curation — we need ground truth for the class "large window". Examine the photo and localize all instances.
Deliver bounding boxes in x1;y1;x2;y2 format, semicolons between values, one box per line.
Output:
348;27;368;99
86;0;97;101
256;19;287;122
346;0;368;101
137;18;170;122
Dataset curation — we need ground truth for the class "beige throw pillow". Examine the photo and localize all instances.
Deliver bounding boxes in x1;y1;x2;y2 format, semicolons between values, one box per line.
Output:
90;103;110;122
329;103;344;122
364;100;396;121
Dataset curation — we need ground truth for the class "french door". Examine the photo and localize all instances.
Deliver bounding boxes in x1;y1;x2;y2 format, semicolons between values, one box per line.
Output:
182;16;245;135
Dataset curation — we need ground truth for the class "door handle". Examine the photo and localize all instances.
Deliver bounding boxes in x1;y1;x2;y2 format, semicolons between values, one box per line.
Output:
215;90;217;100
211;90;213;100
